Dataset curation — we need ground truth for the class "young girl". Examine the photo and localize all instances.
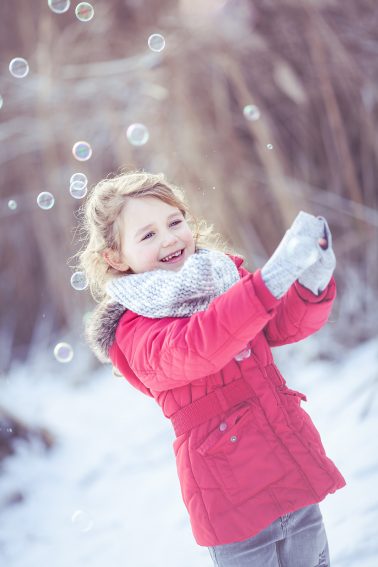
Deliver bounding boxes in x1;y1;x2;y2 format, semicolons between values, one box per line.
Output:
78;170;346;566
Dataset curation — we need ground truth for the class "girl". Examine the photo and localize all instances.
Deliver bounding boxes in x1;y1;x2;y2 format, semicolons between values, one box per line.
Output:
78;170;346;566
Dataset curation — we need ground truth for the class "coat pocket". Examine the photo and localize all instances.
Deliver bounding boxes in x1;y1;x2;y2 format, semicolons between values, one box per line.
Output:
194;402;290;501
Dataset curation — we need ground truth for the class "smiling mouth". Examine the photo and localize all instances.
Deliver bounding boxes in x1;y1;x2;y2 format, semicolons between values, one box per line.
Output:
160;249;184;262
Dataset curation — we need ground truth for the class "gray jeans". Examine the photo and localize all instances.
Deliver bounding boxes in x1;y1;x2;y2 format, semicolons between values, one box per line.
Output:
208;503;330;566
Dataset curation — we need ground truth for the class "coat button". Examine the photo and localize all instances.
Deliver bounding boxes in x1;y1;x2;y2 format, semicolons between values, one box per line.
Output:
230;435;238;442
219;422;227;431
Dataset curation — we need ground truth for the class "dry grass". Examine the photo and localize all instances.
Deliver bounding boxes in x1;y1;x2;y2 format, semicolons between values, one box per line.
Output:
0;0;377;368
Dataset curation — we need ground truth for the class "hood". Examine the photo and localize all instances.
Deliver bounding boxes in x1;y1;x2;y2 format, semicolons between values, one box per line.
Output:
85;300;127;364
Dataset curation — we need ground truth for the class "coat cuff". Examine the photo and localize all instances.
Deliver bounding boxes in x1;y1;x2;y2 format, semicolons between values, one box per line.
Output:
253;269;281;312
294;276;337;303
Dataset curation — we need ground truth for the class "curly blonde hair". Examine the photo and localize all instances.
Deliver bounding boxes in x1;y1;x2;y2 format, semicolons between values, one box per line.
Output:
74;169;243;302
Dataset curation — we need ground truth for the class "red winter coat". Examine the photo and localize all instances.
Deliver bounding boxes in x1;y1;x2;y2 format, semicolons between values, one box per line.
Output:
104;254;346;546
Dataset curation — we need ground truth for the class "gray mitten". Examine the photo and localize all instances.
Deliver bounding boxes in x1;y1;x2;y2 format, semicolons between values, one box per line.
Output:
261;211;326;299
298;217;336;295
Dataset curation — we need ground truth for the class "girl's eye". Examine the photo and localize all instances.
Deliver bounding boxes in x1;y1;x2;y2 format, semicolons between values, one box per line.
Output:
142;220;182;241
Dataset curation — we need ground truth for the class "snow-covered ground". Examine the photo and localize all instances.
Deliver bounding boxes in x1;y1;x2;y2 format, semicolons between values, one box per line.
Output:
0;335;377;567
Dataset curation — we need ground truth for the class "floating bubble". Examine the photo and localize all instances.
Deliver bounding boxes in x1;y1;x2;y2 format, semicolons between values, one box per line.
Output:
266;144;274;150
70;172;87;187
9;58;29;79
37;191;55;210
243;105;260;121
48;0;70;13
126;123;149;146
148;34;166;53
0;96;3;110
70;181;88;199
8;199;17;210
53;342;74;363
75;2;94;21
72;141;92;161
70;271;88;290
71;509;94;532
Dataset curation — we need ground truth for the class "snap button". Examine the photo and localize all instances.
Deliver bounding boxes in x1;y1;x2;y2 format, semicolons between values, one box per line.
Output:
219;422;227;431
234;347;251;362
230;435;238;443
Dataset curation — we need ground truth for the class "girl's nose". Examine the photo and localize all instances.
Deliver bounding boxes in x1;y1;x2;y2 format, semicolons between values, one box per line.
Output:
161;233;179;246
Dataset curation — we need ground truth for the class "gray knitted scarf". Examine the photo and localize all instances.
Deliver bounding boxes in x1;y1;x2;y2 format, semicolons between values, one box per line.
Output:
106;248;241;318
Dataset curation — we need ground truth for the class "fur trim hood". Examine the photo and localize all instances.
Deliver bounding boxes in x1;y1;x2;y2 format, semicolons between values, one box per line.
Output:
85;300;127;363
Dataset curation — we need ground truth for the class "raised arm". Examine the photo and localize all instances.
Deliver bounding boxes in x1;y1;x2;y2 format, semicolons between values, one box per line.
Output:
112;270;279;391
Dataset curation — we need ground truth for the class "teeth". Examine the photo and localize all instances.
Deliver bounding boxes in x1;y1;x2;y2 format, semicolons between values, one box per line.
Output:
162;250;182;261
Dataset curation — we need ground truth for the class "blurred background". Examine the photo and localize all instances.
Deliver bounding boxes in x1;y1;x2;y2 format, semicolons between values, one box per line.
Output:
0;1;377;566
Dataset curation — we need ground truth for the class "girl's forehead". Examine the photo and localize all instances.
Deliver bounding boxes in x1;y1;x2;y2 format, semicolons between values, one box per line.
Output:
123;196;180;217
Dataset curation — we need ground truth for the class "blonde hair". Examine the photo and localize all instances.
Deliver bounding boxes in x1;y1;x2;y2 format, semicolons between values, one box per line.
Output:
74;169;243;302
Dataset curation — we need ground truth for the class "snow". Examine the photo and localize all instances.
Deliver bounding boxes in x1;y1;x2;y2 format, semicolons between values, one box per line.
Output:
0;336;377;567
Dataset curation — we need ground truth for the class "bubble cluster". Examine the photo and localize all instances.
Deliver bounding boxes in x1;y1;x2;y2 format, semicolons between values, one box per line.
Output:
9;58;29;78
148;34;166;53
72;141;92;161
53;342;74;363
48;0;70;13
75;2;94;21
70;271;88;291
37;191;55;210
71;509;94;532
8;200;17;210
126;123;149;146
243;105;260;121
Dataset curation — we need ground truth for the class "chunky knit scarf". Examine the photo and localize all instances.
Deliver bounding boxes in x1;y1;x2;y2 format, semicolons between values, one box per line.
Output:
106;248;241;318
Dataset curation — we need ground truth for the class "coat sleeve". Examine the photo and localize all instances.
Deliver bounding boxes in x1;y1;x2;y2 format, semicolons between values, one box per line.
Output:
260;273;337;347
113;270;281;391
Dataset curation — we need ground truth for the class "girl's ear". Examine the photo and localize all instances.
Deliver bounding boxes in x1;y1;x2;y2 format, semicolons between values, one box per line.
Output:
102;248;129;272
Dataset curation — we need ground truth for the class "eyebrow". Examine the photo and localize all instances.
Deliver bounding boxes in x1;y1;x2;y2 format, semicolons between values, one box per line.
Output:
134;212;182;238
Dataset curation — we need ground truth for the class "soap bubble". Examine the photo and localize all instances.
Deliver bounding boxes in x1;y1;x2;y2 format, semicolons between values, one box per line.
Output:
70;181;88;199
54;342;74;363
266;144;274;150
243;105;260;121
72;141;92;161
148;34;166;53
70;271;88;290
75;2;94;21
70;172;87;187
8;200;17;210
71;509;94;532
48;0;70;13
126;123;149;146
9;58;29;78
0;96;3;110
37;192;55;210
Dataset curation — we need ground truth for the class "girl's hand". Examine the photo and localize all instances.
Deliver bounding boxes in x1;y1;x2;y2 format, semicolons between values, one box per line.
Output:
261;211;327;299
298;217;336;295
318;237;328;249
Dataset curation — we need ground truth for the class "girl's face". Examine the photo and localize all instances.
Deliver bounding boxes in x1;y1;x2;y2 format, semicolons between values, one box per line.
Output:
105;196;196;274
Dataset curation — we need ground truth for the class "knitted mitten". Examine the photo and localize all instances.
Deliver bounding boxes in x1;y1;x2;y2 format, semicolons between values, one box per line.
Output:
261;211;325;299
298;216;336;295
